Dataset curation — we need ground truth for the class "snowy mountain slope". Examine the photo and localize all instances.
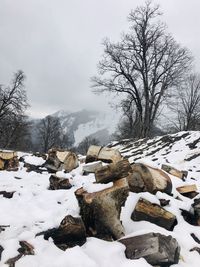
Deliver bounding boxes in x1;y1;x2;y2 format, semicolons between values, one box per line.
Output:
53;109;120;146
0;132;200;266
109;131;200;174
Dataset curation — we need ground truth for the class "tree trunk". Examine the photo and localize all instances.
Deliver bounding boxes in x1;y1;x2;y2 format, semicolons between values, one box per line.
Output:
75;178;129;240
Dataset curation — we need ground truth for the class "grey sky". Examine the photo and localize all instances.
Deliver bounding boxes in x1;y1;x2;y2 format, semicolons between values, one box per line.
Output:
0;0;200;118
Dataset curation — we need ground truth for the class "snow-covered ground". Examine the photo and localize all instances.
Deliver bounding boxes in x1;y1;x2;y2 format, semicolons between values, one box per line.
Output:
0;131;200;266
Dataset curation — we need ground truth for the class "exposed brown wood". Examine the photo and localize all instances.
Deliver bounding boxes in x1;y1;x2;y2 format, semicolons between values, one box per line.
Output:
0;151;17;160
95;159;131;184
86;145;122;164
131;198;177;231
162;164;188;180
176;184;197;194
75;178;129;240
129;163;172;195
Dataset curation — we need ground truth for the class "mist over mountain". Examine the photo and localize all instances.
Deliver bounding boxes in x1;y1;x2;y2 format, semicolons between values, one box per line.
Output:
52;109;120;146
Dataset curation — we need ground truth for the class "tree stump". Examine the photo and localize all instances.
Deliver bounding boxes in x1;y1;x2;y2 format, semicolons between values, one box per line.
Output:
95;159;132;184
75;178;129;240
119;233;180;266
131;198;177;231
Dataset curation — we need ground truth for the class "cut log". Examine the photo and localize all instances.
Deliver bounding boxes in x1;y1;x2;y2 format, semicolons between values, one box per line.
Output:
95;159;132;184
131;198;177;231
176;184;197;194
119;233;180;266
0;151;19;171
44;215;86;250
63;152;79;172
82;161;103;174
129;163;172;195
17;241;34;255
85;145;102;163
98;147;122;163
0;151;17;160
161;164;188;180
44;148;79;173
49;175;72;190
0;159;4;170
86;145;122;164
0;191;15;199
75;178;129;240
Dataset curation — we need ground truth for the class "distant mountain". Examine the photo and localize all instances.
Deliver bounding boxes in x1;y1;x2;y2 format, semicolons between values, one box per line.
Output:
52;109;120;146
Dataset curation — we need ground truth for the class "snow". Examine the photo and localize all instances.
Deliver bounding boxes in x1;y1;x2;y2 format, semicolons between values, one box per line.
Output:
1;132;200;266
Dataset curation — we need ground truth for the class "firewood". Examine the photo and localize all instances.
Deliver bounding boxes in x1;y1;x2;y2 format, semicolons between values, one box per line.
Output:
129;163;172;195
161;164;188;180
49;175;72;190
43;215;86;250
131;198;177;231
0;151;17;160
75;178;129;240
119;233;180;266
86;145;122;164
176;184;197;194
95;159;131;184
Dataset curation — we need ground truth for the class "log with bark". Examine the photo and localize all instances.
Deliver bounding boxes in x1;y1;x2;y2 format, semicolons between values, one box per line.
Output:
161;164;188;180
128;163;172;195
49;175;72;190
0;151;19;171
43;215;86;250
44;148;79;173
85;145;122;164
95;159;132;184
75;178;129;240
119;233;180;266
131;198;177;231
176;184;198;199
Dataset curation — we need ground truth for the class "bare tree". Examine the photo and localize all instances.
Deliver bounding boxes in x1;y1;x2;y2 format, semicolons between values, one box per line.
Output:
170;73;200;131
37;116;63;152
92;1;192;138
0;70;28;121
0;70;29;149
77;136;100;155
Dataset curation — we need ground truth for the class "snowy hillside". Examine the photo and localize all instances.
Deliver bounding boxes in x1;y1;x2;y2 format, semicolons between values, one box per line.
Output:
0;132;200;266
53;109;120;146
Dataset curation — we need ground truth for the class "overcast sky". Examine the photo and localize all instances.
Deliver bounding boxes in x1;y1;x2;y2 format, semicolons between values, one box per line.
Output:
0;0;200;118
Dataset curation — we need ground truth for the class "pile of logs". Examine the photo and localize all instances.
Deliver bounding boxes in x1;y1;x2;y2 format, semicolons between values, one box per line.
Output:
44;148;79;173
0;151;19;171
